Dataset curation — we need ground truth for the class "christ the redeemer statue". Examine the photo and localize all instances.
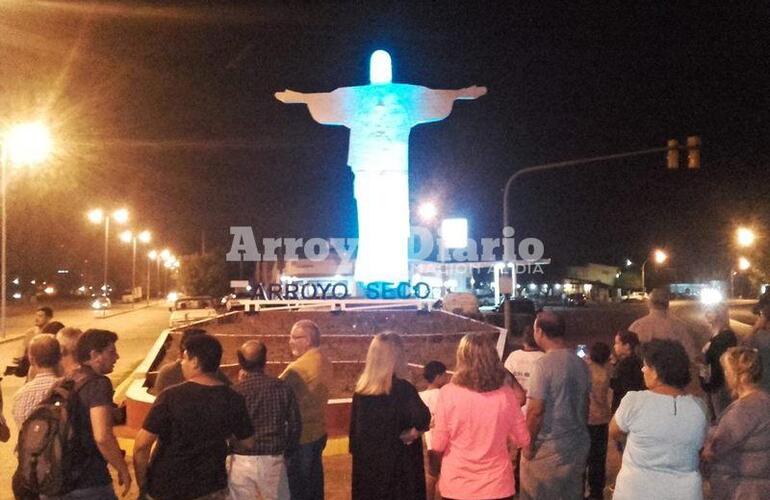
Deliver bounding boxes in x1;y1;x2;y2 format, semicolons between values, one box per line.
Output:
276;50;486;285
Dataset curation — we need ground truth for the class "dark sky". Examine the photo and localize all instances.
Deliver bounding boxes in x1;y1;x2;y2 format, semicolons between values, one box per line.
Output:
1;1;768;287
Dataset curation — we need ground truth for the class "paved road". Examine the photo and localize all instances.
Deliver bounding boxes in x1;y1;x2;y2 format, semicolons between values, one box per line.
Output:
0;303;170;499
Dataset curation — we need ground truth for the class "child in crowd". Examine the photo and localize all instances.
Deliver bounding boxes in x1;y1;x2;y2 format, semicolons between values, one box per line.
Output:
420;361;449;500
585;342;612;500
503;325;544;413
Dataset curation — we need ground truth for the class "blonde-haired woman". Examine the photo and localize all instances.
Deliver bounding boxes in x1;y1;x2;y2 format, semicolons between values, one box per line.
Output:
349;332;431;500
432;333;530;500
702;346;770;499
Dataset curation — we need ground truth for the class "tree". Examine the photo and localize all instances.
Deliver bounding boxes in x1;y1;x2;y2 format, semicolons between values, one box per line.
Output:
177;252;229;298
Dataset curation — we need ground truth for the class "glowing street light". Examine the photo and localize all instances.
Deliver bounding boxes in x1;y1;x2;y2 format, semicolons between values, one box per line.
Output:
736;227;756;248
113;208;129;225
1;122;53;337
4;122;53;166
418;201;438;223
87;208;129;296
642;248;668;292
138;230;151;244
738;257;751;271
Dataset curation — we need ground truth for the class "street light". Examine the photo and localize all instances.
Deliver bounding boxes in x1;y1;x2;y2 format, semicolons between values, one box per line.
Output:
736;227;756;248
120;229;151;304
738;256;751;271
87;208;128;297
1;122;53;338
641;249;668;292
418;201;438;223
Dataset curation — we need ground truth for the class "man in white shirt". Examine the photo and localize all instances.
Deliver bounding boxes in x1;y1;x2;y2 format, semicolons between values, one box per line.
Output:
628;288;696;358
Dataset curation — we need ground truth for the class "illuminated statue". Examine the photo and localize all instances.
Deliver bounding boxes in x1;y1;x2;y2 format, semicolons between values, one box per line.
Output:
276;50;486;285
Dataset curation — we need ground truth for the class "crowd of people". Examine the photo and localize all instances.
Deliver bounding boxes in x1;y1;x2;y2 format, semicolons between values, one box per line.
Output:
1;289;770;499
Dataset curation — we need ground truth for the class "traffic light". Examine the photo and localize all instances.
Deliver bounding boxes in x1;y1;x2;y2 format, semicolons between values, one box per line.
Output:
667;139;679;169
687;135;701;169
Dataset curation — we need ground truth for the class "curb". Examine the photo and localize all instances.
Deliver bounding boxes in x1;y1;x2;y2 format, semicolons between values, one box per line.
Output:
0;333;25;345
95;302;160;319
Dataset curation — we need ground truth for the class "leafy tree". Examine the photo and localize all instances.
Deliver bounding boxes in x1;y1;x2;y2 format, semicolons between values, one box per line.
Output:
177;251;229;297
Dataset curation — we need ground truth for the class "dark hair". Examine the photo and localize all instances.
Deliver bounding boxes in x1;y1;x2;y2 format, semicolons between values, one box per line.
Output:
184;334;222;374
615;330;640;350
522;325;537;348
180;328;208;353
423;361;447;383
640;339;691;389
38;306;53;318
76;329;118;364
237;341;267;372
41;321;65;334
29;334;61;368
589;342;611;364
536;311;565;339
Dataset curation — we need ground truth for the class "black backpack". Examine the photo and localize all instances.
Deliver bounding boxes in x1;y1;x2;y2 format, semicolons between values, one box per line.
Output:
14;374;94;496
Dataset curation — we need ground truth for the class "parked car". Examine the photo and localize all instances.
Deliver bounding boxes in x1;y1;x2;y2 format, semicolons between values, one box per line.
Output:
91;296;112;310
624;291;647;302
221;291;256;311
564;293;587;307
442;292;481;316
495;297;537;315
168;296;218;328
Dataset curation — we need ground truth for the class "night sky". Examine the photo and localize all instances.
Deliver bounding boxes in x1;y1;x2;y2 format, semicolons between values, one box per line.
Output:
1;1;768;288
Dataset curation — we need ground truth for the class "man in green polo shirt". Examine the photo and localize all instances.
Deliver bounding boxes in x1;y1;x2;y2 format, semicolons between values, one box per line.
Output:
280;319;333;500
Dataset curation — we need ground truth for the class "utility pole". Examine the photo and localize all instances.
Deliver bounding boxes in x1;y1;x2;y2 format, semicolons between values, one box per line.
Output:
502;138;700;335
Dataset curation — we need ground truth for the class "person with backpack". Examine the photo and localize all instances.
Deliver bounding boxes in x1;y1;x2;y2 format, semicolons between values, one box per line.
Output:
12;334;61;425
15;329;130;499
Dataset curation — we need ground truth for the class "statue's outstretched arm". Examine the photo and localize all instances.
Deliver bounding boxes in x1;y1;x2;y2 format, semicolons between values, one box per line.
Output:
275;89;311;104
275;88;350;126
410;85;487;125
454;85;487;100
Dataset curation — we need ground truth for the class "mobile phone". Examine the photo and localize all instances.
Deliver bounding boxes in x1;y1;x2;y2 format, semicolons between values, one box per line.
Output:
576;344;588;359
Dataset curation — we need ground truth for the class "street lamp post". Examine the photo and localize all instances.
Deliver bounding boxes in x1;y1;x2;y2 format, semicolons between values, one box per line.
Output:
120;229;151;305
731;227;756;299
1;122;53;338
501;145;685;335
147;250;158;305
88;208;128;298
641;249;668;293
731;257;751;299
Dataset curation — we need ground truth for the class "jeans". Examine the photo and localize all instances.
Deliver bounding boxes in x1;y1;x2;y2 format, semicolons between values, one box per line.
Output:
286;434;327;500
585;424;609;499
57;485;117;500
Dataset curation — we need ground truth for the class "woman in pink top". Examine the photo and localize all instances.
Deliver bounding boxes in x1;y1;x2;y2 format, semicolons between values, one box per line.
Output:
432;333;531;500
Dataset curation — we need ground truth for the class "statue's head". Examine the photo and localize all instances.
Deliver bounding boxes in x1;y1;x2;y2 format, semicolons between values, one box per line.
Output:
370;50;392;85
